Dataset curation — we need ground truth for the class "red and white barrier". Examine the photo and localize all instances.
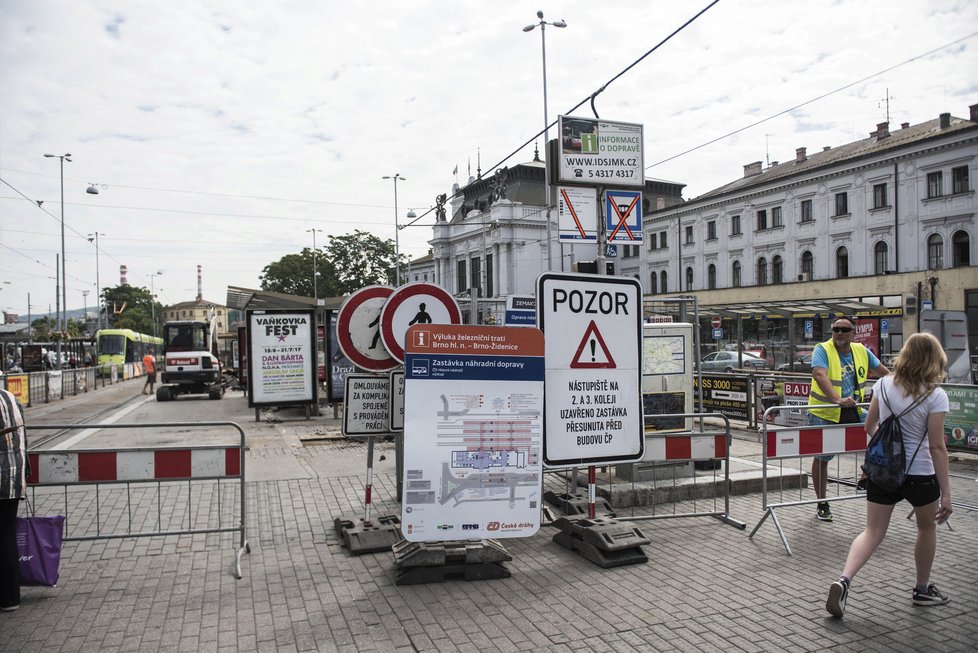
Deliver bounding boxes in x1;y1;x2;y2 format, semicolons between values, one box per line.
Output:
645;434;726;462
765;425;866;459
28;447;241;484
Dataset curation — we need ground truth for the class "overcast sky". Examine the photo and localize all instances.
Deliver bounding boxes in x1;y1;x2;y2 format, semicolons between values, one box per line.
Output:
1;0;976;319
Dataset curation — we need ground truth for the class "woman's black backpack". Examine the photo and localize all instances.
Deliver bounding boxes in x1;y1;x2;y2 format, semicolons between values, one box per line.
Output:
861;383;932;493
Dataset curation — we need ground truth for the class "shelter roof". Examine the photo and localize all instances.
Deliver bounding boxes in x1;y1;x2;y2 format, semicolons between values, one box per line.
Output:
225;286;345;312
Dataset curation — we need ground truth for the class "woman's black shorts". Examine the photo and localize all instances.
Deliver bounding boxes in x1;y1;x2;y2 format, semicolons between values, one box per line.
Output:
867;474;940;507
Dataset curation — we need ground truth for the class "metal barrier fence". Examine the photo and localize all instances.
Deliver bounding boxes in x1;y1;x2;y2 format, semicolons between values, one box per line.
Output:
1;365;129;407
26;421;250;578
748;404;866;555
549;413;745;529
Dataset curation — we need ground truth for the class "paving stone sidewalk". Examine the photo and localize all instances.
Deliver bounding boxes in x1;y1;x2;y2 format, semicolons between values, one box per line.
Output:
5;433;978;652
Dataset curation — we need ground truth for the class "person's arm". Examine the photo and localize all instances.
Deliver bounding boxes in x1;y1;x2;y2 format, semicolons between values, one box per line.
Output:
927;410;952;523
864;393;880;437
871;362;891;378
811;366;855;408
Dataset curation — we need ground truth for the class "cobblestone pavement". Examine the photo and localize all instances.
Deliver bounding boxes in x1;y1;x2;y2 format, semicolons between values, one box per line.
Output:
6;389;978;651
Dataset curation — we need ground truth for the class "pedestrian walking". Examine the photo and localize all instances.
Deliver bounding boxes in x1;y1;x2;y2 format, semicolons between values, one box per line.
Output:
807;316;889;521
0;388;28;612
141;349;157;395
825;332;952;618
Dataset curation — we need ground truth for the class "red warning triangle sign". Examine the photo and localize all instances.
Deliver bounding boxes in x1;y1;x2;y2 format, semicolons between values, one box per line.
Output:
570;320;616;369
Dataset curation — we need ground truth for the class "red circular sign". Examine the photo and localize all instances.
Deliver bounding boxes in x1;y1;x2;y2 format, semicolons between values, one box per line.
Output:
379;283;462;362
336;286;398;372
711;316;722;329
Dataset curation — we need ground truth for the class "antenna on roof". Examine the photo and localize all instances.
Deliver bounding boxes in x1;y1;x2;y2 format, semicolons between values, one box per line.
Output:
878;88;893;124
765;134;770;167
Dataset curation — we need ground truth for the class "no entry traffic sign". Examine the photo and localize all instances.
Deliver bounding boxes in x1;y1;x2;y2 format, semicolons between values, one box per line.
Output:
379;282;462;363
336;286;398;372
537;272;644;468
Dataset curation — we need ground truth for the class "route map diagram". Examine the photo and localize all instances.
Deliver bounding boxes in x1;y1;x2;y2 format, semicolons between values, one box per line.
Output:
643;334;687;375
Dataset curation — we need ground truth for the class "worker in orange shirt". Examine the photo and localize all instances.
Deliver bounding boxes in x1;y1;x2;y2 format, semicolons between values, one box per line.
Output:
141;349;157;396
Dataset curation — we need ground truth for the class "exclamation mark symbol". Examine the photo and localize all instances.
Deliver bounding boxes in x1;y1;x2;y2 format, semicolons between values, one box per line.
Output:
590;339;596;362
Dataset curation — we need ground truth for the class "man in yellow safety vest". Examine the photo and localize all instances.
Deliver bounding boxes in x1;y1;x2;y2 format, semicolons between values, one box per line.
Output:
807;316;889;522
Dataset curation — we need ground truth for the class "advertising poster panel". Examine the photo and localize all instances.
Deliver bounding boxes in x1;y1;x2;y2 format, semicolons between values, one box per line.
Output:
693;374;750;420
944;384;978;453
854;319;879;356
247;309;316;407
401;324;544;542
327;311;354;403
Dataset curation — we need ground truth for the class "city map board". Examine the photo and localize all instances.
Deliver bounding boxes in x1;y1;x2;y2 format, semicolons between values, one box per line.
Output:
401;324;544;542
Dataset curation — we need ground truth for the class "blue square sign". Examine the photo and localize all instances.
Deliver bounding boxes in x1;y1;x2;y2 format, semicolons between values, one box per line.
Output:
605;190;643;242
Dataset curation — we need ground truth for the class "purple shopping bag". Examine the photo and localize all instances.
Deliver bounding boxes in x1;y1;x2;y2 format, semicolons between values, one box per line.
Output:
15;515;66;587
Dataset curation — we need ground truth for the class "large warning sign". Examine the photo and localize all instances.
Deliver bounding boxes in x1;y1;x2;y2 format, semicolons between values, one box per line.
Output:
537;272;644;467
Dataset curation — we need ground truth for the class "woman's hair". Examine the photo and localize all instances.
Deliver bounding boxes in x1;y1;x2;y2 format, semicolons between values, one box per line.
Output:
892;332;946;398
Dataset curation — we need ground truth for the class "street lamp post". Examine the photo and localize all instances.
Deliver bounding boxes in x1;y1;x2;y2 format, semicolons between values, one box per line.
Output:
44;152;71;366
149;271;163;339
382;174;406;285
523;11;566;271
87;232;105;330
81;290;89;336
306;228;323;300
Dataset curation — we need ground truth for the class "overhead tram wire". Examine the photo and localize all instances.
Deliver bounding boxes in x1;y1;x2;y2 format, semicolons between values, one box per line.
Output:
399;1;722;231
645;30;978;170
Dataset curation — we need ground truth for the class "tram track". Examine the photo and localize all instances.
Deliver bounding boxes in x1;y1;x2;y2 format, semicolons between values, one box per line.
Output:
27;392;148;450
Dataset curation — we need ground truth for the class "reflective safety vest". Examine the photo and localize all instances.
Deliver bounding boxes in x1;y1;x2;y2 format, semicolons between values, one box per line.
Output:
807;341;870;422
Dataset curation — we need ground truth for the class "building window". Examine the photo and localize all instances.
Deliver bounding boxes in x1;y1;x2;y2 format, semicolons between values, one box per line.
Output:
486;254;494;297
952;166;970;194
834;192;848;216
927;171;943;198
707;220;716;240
801;250;814;280
660;231;668;248
685;267;694;290
772;255;783;284
873;183;887;209
874;242;889;275
660;271;668;294
772;207;782;228
731;214;741;235
928;234;943;269
732;261;741;287
650;271;658;295
800;199;813;222
707;264;717;290
685;225;694;244
471;256;481;293
756;209;767;231
456;260;467;292
952;230;969;267
757;257;768;286
836;246;849;278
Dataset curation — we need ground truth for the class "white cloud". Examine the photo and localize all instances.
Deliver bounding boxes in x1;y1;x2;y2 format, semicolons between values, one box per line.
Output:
1;0;976;315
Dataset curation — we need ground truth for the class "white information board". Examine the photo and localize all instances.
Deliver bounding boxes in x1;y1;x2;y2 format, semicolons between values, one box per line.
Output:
388;370;404;432
557;186;597;242
401;324;545;541
343;373;392;436
537;273;644;467
558;116;644;187
247;310;316;406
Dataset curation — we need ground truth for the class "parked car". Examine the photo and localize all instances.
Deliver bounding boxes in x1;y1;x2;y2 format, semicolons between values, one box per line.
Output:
777;353;814;374
697;351;768;372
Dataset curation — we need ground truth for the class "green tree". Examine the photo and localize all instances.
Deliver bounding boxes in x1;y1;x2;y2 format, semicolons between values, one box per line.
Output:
324;230;403;293
102;285;160;335
259;247;338;298
259;231;404;298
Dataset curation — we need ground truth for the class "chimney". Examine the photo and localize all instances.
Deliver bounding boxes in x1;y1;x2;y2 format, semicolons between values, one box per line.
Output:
970;104;978;122
939;112;951;129
901;122;910;129
795;147;807;163
120;264;128;285
876;122;890;139
823;146;831;152
743;161;763;177
196;265;203;301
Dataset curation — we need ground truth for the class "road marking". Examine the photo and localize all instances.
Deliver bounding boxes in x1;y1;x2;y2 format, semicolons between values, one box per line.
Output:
51;396;152;450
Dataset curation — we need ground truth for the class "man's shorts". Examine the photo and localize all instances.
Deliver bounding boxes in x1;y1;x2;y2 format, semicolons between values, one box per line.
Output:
808;412;865;462
146;372;156;383
867;474;941;507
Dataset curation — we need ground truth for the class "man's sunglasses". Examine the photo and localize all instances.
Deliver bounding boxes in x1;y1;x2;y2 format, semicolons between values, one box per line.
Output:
832;326;853;333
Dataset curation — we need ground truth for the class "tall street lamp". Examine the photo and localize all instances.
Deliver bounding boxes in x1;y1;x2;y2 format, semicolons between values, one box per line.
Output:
44;152;71;365
81;289;89;336
87;232;105;330
382;174;405;285
306;228;323;300
523;11;566;271
149;271;163;339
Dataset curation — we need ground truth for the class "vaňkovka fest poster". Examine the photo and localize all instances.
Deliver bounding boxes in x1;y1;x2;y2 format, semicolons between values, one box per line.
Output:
250;311;314;404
